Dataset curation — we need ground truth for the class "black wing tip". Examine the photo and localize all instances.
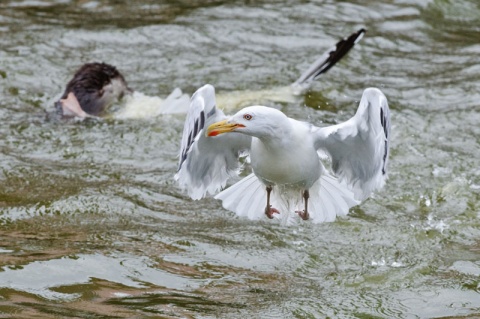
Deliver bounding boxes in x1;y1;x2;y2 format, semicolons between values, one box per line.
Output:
357;28;367;35
353;28;367;44
177;110;207;172
379;100;389;176
313;27;367;78
294;28;367;85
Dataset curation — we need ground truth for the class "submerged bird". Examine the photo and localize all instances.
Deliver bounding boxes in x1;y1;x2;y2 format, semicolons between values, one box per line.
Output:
175;84;390;224
54;29;365;119
55;62;191;119
55;62;132;118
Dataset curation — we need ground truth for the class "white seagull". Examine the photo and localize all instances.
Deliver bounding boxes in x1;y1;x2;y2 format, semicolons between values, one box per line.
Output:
175;85;390;224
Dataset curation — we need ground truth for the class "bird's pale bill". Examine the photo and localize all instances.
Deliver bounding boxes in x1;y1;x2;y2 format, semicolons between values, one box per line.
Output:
206;120;244;137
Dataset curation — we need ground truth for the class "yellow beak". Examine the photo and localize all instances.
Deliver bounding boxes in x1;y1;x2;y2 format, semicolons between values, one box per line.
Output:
206;120;245;137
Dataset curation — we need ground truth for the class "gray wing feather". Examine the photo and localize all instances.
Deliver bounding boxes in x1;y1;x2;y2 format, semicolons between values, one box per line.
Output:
314;87;390;200
175;84;251;199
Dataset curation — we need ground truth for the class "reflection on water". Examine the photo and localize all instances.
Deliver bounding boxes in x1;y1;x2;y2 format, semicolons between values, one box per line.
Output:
1;0;480;318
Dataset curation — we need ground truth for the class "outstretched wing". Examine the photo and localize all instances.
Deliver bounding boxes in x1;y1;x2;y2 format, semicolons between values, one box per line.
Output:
313;87;390;200
175;84;251;200
293;28;366;87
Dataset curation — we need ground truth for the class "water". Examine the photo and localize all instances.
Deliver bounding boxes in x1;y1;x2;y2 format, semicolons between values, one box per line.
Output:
1;0;479;318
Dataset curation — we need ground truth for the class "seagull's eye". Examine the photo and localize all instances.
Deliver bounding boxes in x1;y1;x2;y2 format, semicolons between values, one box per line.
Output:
243;114;253;121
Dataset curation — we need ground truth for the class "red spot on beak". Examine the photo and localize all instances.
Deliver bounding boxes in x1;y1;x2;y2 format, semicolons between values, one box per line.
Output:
208;131;220;137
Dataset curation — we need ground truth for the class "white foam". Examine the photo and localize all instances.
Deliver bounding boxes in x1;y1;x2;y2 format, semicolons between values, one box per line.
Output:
113;88;190;119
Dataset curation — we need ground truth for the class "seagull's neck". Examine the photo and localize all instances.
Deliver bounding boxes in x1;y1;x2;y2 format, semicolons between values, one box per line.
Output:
256;119;295;151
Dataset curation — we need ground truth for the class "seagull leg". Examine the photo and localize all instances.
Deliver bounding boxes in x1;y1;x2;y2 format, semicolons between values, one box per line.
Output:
296;190;310;220
264;186;280;219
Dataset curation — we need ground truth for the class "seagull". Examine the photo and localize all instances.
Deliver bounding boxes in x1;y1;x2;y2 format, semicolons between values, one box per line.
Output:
175;84;390;224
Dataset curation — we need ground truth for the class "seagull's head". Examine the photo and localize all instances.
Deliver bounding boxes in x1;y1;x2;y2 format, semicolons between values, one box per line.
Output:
206;106;289;139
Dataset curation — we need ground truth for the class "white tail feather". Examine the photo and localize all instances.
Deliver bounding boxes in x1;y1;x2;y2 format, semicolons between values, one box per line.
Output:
215;171;359;225
215;173;267;220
